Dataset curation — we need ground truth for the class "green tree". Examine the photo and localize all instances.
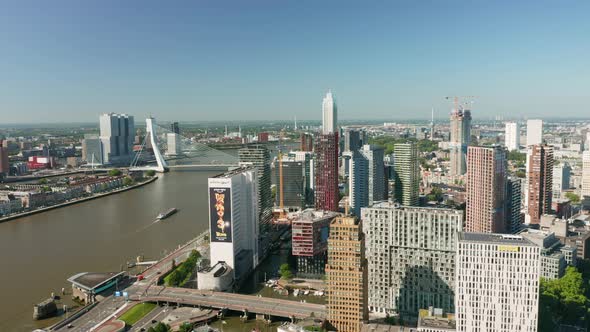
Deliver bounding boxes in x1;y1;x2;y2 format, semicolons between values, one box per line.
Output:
565;192;581;204
38;178;48;185
279;263;293;280
148;322;172;332
507;150;526;162
539;266;588;330
145;170;156;177
123;177;134;186
108;169;122;176
179;322;193;332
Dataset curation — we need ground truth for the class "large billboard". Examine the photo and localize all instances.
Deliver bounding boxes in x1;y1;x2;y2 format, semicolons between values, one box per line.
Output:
209;187;232;242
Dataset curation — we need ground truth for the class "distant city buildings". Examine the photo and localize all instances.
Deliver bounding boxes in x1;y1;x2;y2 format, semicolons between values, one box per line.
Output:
326;215;368;332
291;209;338;277
526;119;543;146
238;145;272;233
393;143;419;206
449;108;471;176
300;133;313;152
456;233;540;332
362;202;462;317
349;145;385;216
207;167;259;286
505;121;520;151
166;133;182;156
525;144;553;225
465;146;507;233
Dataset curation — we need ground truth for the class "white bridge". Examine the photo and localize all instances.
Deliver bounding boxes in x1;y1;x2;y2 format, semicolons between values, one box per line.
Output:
129;117;239;173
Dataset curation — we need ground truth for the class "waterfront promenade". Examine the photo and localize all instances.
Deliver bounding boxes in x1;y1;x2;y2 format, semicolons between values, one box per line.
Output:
0;175;158;223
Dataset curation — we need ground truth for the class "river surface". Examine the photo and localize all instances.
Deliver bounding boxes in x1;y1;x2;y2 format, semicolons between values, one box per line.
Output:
0;169;219;332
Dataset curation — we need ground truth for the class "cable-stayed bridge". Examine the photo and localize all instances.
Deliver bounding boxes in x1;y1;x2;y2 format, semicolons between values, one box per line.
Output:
130;117;239;172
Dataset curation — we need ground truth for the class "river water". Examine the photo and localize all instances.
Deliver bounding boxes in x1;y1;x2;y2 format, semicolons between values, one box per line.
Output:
0;168;219;332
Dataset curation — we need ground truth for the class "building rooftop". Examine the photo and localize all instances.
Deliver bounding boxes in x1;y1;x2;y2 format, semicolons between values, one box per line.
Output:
369;201;463;214
459;232;536;246
67;272;125;292
212;166;254;178
291;209;340;224
418;308;456;331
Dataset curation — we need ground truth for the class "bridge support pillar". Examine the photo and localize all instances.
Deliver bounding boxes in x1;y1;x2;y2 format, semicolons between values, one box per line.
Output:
241;309;249;321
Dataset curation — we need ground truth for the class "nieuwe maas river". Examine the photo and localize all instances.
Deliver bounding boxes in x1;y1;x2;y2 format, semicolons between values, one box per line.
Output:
0;169;219;332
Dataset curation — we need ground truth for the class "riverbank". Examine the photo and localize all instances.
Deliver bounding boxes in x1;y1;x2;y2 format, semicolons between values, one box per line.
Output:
0;175;158;223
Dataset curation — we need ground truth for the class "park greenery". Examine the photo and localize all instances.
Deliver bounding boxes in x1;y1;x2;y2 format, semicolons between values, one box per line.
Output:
37;178;48;185
179;322;193;332
119;302;157;326
148;322;172;332
279;263;293;280
123;177;134;186
164;250;201;287
108;168;122;177
507;150;526;162
538;266;590;331
369;136;439;155
426;186;444;202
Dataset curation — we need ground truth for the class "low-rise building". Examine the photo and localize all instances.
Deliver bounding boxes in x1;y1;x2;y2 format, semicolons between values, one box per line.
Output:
197;262;233;292
520;229;574;279
0;193;23;216
417;308;456;332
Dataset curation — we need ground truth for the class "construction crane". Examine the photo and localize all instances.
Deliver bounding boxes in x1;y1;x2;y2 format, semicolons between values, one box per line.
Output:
445;96;477;111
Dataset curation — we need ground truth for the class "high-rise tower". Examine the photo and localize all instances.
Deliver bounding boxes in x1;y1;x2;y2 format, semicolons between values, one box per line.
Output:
449;108;472;176
322;90;337;134
326;215;368;332
526;119;543;146
505;122;520;151
314;133;339;211
393;143;419;206
238;145;272;234
525;144;553;226
465;146;507;233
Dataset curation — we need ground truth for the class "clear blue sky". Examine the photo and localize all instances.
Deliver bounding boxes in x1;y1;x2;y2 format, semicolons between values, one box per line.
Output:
1;0;589;123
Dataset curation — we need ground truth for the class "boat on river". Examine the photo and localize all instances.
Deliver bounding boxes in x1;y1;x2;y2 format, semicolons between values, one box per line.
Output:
156;208;177;220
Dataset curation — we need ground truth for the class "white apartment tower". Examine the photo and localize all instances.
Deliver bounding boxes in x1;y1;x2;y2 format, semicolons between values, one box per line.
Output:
583;151;590;198
362;202;463;317
505;122;520;151
456;233;541;332
526;119;543;146
208;167;260;284
322;90;337;134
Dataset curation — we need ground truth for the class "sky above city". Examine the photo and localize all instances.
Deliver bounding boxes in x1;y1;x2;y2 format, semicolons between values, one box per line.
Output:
1;0;589;124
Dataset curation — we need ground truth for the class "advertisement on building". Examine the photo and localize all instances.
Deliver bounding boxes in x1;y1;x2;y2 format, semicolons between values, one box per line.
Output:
209;187;232;242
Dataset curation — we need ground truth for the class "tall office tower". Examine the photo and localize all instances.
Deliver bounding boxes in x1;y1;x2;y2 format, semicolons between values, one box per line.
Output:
525;144;553;226
393;143;419;206
238;145;272;233
326;215;368;332
456;233;541;332
170;122;180;134
82;137;104;165
275;155;306;210
98;113;135;164
583;151;590;199
349;145;385;216
526;119;543;146
362;203;463;317
0;140;9;175
449;108;472;176
506;176;523;233
552;162;572;199
300;133;313;152
314;133;339;212
343;128;363;153
208;167;260;285
322;90;337;134
291;209;339;277
166;133;182;156
465;146;507;233
505;121;520;151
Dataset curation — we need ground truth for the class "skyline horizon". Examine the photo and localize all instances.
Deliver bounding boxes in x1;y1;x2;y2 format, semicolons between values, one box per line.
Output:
2;1;589;122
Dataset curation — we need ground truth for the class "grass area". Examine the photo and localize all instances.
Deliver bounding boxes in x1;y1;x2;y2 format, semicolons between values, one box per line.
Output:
119;302;157;326
163;250;201;287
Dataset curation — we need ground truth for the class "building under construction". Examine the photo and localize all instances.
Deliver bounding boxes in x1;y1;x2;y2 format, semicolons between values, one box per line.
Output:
291;209;340;277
